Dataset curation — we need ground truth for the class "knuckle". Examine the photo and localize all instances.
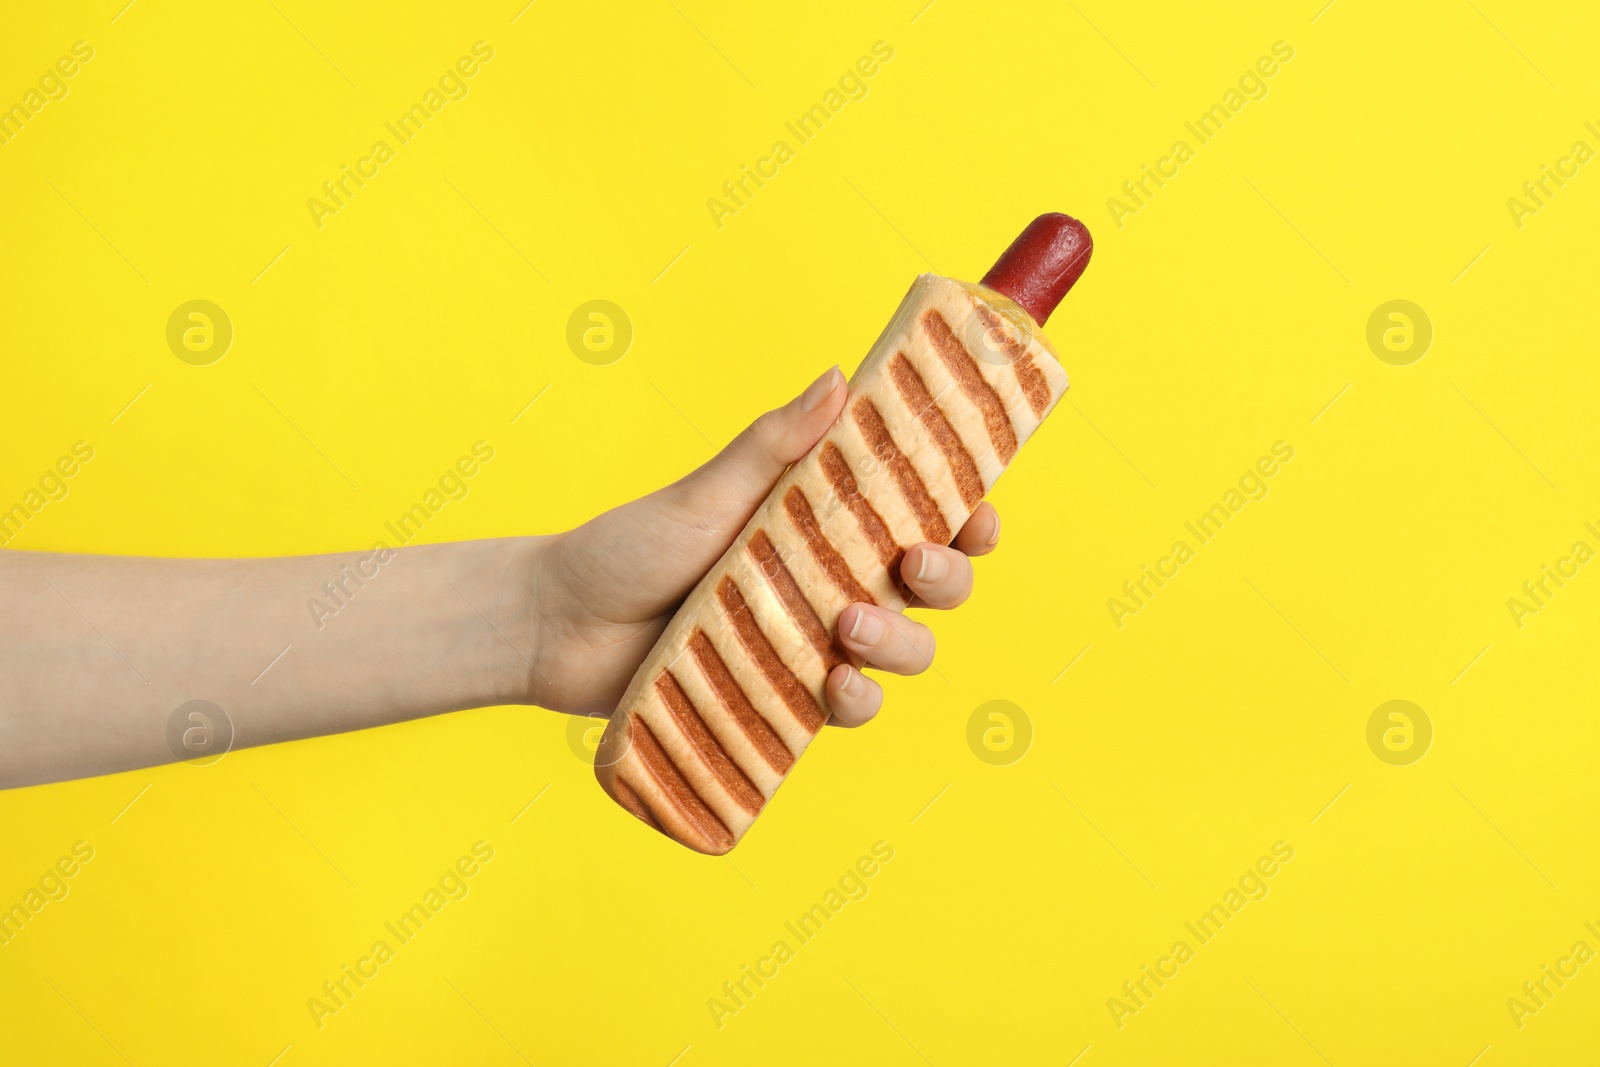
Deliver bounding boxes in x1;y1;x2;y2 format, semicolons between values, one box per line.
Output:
748;408;781;441
751;407;798;454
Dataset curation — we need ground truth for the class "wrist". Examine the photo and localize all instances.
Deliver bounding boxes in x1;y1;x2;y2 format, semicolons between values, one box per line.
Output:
472;534;557;709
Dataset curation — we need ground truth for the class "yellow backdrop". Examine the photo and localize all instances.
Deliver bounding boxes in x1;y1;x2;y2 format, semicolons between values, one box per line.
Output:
2;1;1597;1063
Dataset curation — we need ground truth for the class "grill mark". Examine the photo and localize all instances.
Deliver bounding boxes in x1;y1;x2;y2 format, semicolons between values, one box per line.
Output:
629;715;732;851
610;774;663;831
974;304;1052;418
747;529;847;671
852;397;951;544
654;670;765;816
784;482;879;606
922;308;1019;463
688;629;794;774
716;577;826;734
890;352;984;510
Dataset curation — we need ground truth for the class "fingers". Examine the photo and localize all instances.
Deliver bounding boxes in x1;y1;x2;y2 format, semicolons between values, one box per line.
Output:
901;543;973;610
828;505;1000;727
837;603;936;676
900;504;998;608
825;603;934;727
825;664;882;727
953;502;1001;557
666;366;846;520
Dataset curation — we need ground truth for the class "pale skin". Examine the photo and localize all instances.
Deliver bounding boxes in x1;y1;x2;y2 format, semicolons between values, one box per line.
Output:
0;367;1001;789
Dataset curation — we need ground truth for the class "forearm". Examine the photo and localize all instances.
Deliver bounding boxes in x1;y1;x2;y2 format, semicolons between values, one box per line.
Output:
0;536;548;788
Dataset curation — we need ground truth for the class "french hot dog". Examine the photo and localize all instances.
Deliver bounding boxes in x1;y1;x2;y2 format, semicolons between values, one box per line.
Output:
595;213;1094;853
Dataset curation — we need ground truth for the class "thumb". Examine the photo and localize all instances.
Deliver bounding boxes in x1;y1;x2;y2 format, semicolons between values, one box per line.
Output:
668;365;846;524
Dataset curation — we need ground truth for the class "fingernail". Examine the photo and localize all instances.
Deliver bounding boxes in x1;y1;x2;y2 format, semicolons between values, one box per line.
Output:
838;665;862;696
847;607;885;645
799;366;841;411
914;547;948;583
986;513;1001;547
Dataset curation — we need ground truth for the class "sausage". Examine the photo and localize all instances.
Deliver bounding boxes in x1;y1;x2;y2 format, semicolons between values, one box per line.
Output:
978;212;1093;326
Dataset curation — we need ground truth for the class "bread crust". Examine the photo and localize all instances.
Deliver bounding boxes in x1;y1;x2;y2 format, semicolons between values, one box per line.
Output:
595;275;1068;854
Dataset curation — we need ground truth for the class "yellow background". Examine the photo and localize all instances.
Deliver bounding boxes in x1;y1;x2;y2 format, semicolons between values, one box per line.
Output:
2;0;1597;1063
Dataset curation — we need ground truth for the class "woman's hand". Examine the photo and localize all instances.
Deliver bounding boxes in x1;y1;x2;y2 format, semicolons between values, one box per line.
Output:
526;366;1002;726
0;365;999;788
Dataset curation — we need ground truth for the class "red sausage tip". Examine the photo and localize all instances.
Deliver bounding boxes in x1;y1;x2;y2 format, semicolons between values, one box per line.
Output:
978;213;1093;326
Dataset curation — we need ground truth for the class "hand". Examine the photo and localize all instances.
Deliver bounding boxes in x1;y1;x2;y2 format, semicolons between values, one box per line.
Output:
528;366;1003;727
0;365;1000;788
